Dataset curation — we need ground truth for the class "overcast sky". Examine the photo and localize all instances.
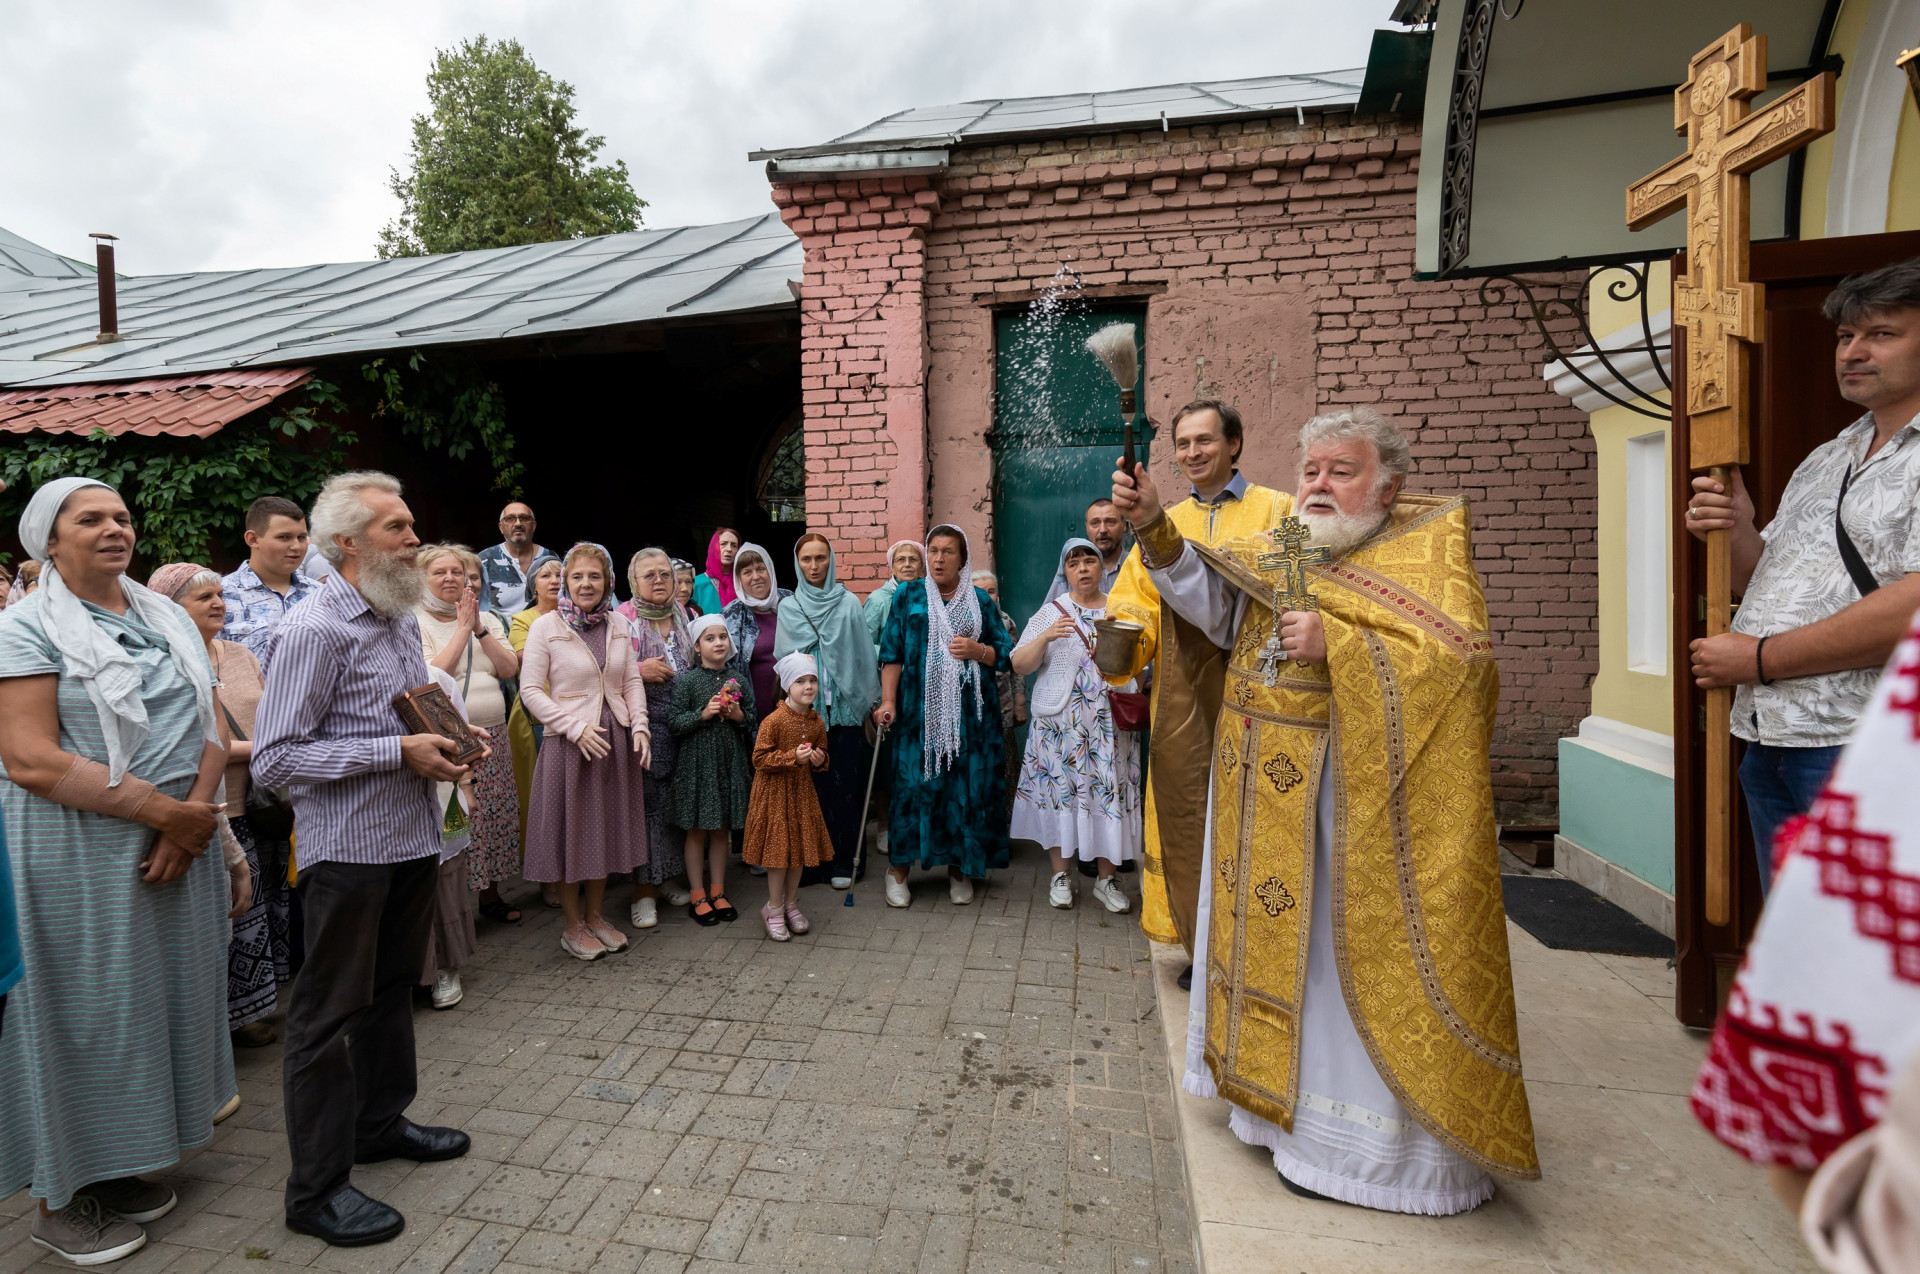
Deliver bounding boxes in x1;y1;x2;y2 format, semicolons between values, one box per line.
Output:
1;1;1386;276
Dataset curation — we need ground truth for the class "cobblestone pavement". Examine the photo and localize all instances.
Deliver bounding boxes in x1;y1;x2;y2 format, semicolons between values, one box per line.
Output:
2;855;1194;1274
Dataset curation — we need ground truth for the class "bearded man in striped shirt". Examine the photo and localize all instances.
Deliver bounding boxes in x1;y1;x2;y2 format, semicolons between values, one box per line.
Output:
252;471;478;1248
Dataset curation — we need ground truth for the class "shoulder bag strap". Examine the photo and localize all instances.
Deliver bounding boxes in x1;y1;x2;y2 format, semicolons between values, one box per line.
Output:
1053;598;1095;656
220;699;247;742
1835;465;1882;598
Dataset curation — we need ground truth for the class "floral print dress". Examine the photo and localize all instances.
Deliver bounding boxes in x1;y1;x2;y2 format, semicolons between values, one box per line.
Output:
1009;600;1142;865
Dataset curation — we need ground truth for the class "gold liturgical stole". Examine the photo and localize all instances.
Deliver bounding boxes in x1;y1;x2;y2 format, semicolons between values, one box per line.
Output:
1150;493;1538;1180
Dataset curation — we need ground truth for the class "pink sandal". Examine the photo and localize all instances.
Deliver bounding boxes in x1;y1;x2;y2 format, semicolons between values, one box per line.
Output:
761;901;790;942
784;903;810;935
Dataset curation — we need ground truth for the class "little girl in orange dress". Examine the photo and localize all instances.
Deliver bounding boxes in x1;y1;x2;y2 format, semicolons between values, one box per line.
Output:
745;652;833;940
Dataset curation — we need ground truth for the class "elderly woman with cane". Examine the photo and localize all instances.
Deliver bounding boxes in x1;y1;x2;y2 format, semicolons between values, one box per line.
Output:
775;534;880;890
874;524;1012;908
0;478;248;1264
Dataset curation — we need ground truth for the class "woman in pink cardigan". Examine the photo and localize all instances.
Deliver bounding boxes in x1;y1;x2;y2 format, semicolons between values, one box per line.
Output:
519;543;653;961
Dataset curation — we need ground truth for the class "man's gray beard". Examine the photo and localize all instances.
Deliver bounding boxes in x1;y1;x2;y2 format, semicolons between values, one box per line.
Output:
357;548;425;617
1296;505;1387;559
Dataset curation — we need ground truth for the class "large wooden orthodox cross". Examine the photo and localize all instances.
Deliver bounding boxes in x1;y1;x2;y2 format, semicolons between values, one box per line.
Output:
1626;25;1834;925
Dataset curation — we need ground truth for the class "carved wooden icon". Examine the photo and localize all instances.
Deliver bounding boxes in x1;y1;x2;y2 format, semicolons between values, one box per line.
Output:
1626;26;1835;926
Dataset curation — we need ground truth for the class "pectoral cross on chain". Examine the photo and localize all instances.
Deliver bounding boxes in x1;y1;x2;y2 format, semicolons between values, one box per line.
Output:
1253;516;1329;686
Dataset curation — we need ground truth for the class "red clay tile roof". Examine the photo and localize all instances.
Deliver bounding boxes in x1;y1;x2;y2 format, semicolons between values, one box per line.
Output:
0;367;313;438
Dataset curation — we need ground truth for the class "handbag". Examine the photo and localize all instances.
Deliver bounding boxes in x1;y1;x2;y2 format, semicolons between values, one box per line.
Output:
1054;600;1150;732
219;701;296;843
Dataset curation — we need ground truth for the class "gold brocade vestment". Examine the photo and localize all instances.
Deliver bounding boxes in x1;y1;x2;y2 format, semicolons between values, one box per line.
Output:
1140;492;1540;1180
1103;483;1287;949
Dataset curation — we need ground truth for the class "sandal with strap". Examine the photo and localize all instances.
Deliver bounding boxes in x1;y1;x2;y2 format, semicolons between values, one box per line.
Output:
478;899;522;924
710;893;739;922
688;888;720;927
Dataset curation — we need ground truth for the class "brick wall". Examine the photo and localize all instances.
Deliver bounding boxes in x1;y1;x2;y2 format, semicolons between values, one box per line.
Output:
772;113;1594;819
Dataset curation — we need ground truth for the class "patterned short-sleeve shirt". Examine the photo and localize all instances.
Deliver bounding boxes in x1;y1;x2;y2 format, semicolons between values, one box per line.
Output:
1733;412;1920;746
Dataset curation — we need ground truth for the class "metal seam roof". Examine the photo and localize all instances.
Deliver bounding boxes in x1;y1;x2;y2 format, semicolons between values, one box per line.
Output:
0;227;92;282
0;212;804;389
0;367;314;438
750;69;1366;161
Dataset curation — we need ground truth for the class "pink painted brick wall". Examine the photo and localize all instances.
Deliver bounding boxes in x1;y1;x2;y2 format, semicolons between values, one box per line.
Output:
773;114;1593;819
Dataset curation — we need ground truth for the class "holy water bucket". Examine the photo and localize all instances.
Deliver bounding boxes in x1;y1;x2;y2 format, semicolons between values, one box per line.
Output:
1091;616;1145;676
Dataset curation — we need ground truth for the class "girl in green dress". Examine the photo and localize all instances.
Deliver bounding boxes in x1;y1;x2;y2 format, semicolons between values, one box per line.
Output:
666;614;755;924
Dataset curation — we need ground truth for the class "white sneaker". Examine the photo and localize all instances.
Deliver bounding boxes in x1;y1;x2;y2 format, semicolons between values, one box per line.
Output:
748;864;768;877
432;969;462;1009
661;881;691;907
885;874;912;908
1092;876;1130;914
949;873;974;905
830;876;853;890
1049;872;1074;909
630;897;658;929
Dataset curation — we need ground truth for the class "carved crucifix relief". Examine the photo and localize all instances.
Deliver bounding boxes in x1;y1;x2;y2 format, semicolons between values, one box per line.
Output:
1627;25;1834;469
1626;25;1834;928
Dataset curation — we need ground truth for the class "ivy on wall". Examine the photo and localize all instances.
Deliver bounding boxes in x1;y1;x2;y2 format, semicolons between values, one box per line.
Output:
362;351;523;492
0;349;521;572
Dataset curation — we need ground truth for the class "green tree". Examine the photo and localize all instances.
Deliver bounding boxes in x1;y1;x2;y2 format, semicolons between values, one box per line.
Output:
379;35;644;258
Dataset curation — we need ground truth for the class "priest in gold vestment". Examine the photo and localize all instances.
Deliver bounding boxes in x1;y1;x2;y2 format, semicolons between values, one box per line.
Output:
1111;407;1538;1213
1103;400;1285;952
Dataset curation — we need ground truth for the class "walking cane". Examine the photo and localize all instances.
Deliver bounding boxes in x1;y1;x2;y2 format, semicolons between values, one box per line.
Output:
845;720;889;907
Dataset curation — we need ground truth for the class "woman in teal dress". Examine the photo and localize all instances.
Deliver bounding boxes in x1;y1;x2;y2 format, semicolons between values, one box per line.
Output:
875;524;1012;907
0;478;243;1263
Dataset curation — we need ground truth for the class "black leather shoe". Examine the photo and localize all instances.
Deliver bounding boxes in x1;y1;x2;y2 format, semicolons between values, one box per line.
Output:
1279;1171;1338;1203
1176;964;1193;992
353;1121;470;1165
285;1185;404;1246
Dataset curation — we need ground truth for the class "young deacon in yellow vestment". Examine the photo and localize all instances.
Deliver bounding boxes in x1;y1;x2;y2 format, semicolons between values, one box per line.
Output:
1111;407;1538;1214
1102;400;1284;954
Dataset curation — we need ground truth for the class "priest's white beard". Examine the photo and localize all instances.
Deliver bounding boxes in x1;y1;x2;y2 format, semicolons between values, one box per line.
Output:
357;547;426;617
1296;495;1389;559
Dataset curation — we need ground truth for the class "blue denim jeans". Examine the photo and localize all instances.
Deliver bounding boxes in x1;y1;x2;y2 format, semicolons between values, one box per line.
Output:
1737;742;1844;894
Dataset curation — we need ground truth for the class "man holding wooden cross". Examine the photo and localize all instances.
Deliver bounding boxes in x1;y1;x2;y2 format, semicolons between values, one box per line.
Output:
1685;259;1920;886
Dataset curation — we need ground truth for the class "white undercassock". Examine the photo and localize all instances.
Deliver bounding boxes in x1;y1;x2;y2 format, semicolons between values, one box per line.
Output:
1149;542;1493;1215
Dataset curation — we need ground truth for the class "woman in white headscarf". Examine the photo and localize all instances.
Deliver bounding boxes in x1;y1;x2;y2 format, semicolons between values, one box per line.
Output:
0;478;249;1263
873;523;1013;909
721;541;792;727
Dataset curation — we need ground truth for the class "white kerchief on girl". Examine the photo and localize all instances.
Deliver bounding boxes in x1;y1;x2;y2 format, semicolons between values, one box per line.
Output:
775;651;817;692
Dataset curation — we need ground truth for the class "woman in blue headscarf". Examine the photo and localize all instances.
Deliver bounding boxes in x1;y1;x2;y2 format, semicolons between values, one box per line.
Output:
1009;538;1141;915
775;533;881;889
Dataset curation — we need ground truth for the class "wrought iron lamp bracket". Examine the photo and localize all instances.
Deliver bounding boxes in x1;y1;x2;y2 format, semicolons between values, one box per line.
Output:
1479;263;1672;421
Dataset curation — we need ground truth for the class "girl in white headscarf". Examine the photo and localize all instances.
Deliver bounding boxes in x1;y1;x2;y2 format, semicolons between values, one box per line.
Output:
0;477;248;1260
873;524;1014;909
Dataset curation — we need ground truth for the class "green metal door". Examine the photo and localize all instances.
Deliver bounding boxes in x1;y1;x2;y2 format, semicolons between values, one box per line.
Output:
991;304;1149;630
